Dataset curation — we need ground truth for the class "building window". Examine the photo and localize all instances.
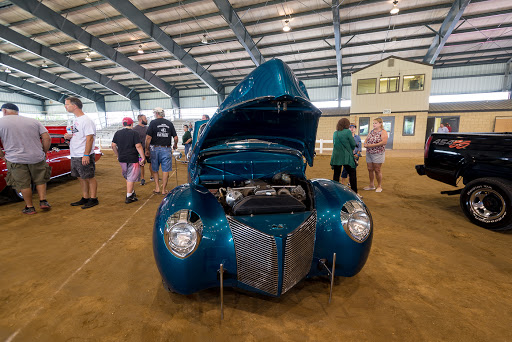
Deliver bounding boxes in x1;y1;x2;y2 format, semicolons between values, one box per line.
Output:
403;74;425;92
359;117;370;136
379;76;399;93
403;116;416;136
357;78;376;95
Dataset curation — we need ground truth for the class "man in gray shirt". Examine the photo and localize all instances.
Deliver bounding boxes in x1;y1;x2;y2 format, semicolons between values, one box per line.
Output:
0;103;52;214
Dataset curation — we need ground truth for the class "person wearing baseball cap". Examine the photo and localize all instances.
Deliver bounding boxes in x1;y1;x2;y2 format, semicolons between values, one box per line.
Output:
112;117;146;203
0;102;52;214
145;107;178;195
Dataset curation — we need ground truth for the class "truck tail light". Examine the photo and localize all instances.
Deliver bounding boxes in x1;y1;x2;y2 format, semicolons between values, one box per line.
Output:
424;136;433;158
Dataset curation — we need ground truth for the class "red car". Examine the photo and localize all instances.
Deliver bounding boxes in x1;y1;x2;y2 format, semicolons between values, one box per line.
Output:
0;126;102;200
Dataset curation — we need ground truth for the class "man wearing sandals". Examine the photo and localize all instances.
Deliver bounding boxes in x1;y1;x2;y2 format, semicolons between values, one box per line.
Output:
0;103;52;214
145;107;178;195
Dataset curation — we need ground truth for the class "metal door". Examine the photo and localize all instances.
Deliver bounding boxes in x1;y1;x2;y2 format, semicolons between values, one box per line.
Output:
426;117;436;142
381;116;394;149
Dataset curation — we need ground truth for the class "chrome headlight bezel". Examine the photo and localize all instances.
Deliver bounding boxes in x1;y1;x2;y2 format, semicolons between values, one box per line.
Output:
164;209;203;258
340;200;372;243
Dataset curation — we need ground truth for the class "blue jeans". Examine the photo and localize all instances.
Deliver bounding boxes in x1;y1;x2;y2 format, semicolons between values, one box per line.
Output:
150;146;173;172
184;143;191;157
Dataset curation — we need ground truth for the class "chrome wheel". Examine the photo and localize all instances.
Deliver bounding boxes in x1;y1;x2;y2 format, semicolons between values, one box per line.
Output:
468;189;505;222
461;178;512;231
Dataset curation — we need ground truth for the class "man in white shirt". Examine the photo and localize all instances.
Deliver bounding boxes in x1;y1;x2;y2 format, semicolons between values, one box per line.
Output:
437;123;449;133
63;97;99;209
0;103;52;214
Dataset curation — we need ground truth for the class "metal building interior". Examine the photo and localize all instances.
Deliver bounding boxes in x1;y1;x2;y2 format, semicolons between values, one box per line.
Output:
1;1;512;341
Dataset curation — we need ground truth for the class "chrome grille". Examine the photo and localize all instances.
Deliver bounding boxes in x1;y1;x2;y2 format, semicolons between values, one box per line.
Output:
228;217;279;295
282;211;317;294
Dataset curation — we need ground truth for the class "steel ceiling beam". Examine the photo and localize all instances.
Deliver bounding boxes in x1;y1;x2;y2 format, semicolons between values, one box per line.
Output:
0;72;67;102
332;0;343;107
22;0;456;56
0;52;104;103
213;0;265;67
423;0;472;64
106;0;224;100
10;0;177;108
0;25;141;112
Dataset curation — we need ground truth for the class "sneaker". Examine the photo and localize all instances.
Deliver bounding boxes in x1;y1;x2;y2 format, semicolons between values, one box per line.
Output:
150;176;154;181
22;206;36;215
71;197;88;206
140;179;146;186
81;198;99;209
125;192;138;204
39;200;51;210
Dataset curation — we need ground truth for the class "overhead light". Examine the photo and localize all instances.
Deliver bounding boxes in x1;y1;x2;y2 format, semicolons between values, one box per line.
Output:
4;67;11;73
390;0;400;14
42;60;48;68
283;19;291;32
201;34;208;44
137;45;144;54
85;52;92;62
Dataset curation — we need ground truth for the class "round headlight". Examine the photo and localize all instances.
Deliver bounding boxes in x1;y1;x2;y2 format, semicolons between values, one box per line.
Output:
164;209;202;258
340;200;372;243
347;211;371;242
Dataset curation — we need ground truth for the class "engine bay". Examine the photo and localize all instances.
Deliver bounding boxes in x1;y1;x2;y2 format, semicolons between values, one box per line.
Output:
210;173;314;216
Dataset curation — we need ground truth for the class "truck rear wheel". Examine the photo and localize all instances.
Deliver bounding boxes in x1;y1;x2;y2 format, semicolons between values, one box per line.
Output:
460;178;512;231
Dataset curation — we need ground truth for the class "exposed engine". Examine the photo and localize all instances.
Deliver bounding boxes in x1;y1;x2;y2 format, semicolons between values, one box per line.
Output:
213;173;311;216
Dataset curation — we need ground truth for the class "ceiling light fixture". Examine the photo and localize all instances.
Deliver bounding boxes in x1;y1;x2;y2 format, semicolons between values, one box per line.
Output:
85;52;92;62
390;0;400;14
201;34;208;44
4;67;11;73
42;60;48;68
283;19;291;32
137;45;144;54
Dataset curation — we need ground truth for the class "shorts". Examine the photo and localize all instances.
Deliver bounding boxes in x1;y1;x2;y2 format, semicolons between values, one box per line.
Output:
6;159;51;191
150;146;173;172
71;156;96;179
366;152;385;164
120;162;140;182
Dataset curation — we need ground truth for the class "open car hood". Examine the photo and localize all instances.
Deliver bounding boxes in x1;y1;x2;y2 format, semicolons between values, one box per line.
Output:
189;59;321;181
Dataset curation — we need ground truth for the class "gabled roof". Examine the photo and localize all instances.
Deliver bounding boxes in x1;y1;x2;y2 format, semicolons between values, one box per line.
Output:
352;56;433;74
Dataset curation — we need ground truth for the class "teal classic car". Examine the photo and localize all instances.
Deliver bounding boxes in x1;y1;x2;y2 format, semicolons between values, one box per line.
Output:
153;59;373;300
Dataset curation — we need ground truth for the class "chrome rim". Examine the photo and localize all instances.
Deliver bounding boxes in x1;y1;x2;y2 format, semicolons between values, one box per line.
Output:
469;189;506;221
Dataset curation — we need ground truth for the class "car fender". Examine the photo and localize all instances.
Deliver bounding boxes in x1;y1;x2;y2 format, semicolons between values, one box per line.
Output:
309;179;373;277
153;183;236;295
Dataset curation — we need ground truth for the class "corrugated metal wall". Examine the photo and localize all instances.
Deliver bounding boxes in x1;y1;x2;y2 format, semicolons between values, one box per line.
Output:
431;75;505;95
3;63;509;120
0;90;42;114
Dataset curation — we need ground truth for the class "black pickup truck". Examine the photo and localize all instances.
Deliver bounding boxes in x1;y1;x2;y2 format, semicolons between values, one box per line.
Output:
416;132;512;231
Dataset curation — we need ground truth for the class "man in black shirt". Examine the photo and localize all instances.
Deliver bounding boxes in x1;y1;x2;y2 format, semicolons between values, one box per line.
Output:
112;117;146;203
145;107;178;195
132;114;148;185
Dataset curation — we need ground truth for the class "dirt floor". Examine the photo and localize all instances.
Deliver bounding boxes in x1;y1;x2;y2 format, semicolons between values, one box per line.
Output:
0;149;511;342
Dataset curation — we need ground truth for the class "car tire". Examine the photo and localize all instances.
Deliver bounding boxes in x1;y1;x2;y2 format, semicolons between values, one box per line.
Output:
3;186;24;202
460;178;512;231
